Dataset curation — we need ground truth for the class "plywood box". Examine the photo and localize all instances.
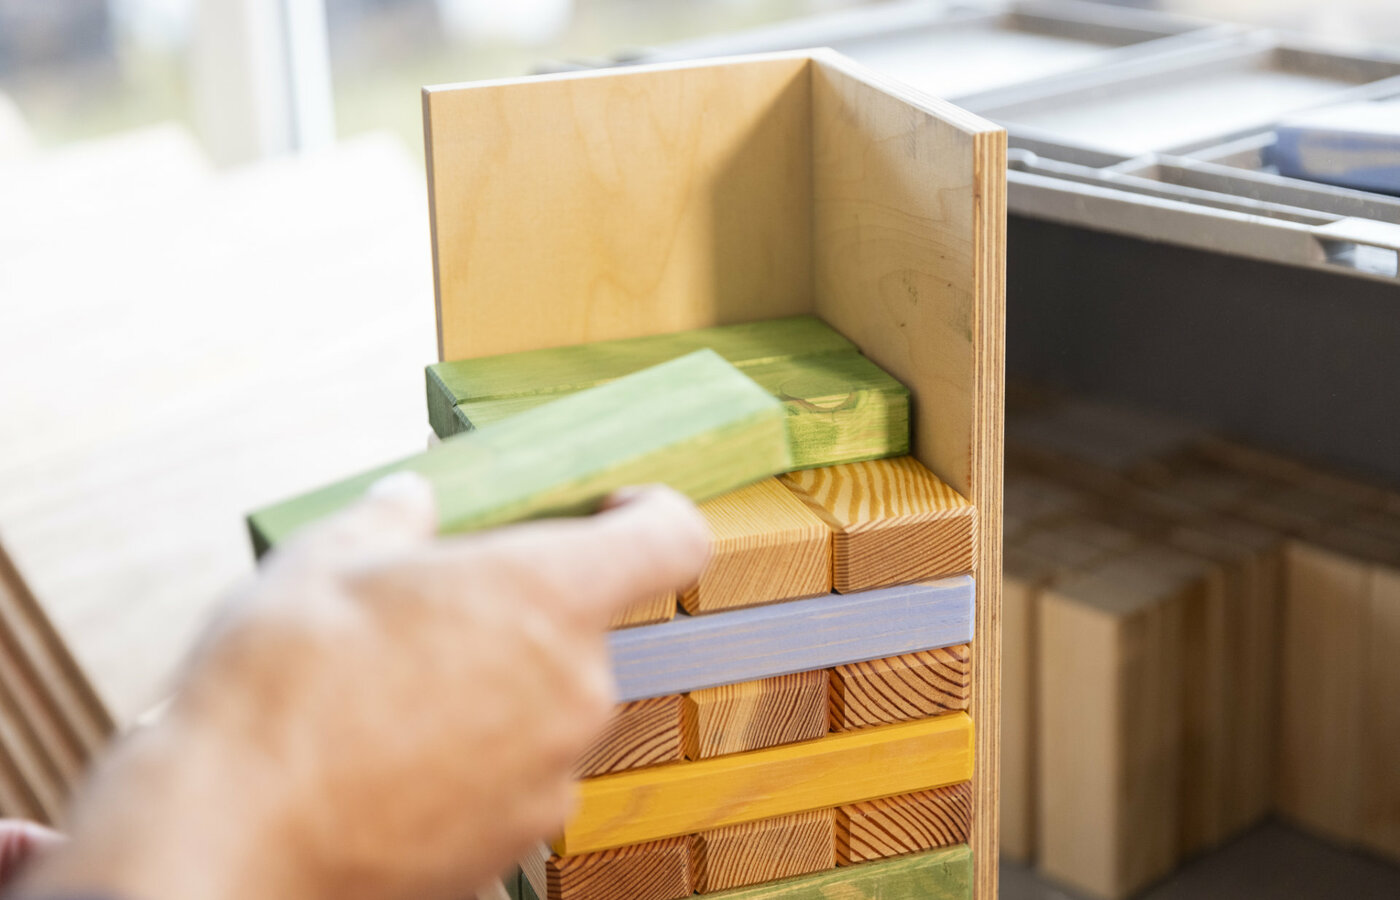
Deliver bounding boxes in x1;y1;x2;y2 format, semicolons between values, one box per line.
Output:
424;49;1005;897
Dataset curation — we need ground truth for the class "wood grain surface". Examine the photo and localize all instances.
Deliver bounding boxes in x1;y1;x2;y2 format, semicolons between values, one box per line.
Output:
696;843;973;900
829;644;971;731
609;593;676;630
575;695;685;779
836;782;973;865
554;713;974;855
693;809;836;892
683;479;831;615
249;351;790;553
782;456;976;593
522;837;693;900
607;576;974;702
683;670;827;760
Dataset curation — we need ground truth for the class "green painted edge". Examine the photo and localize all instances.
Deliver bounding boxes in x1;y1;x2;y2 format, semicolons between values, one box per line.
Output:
701;845;973;899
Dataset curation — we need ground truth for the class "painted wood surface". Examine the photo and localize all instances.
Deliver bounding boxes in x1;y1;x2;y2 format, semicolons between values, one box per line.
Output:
693;809;836;892
608;593;676;630
523;837;693;900
248;351;790;553
554;713;974;855
683;670;827;760
697;843;973;900
608;577;974;703
836;782;973;865
683;479;830;615
782;456;976;593
575;695;685;779
829;644;971;731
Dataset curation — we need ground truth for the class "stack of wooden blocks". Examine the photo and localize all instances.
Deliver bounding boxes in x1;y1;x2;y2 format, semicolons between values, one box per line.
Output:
425;317;981;899
0;539;113;825
998;393;1400;899
419;50;1005;900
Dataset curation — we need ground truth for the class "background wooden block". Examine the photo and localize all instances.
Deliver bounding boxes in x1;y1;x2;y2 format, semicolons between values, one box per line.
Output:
555;713;974;855
693;809;836;892
684;670;827;760
782;456;975;593
836;782;973;865
829;644;971;732
1362;564;1400;861
575;695;685;779
609;593;676;630
608;577;974;703
522;837;693;900
695;844;972;900
683;479;831;615
249;350;790;554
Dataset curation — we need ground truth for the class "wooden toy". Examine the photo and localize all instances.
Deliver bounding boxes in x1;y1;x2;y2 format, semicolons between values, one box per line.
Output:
683;479;830;614
693;810;836;892
247;350;790;554
835;782;972;865
683;671;826;760
521;837;693;900
554;713;973;855
782;456;976;592
607;593;676;630
693;844;972;900
607;577;974;703
574;695;686;779
828;645;972;731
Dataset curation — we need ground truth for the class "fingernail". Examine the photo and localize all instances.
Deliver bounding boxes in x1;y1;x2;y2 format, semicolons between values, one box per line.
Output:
367;471;434;506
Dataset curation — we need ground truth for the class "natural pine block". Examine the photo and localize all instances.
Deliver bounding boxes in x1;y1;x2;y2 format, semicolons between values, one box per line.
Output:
1363;564;1400;862
781;457;976;592
554;713;974;855
695;844;972;900
248;350;790;554
521;837;693;900
608;577;974;703
609;593;676;630
836;782;973;864
999;548;1051;865
682;479;831;614
693;809;836;892
575;695;685;779
829;645;971;731
683;670;827;760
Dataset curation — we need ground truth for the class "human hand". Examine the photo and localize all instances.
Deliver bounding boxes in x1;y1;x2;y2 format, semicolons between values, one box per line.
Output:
18;476;709;900
0;820;62;889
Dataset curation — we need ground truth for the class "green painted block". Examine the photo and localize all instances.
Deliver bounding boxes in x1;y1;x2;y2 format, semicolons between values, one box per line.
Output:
702;845;973;899
250;350;791;555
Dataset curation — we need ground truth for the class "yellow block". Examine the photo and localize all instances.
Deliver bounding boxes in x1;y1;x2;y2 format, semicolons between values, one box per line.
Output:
555;713;974;856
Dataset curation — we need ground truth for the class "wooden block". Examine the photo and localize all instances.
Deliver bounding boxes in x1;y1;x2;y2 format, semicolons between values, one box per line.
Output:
836;782;973;864
555;713;973;855
684;670;827;760
693;809;835;892
450;349;911;471
999;549;1047;865
1363;564;1400;862
683;479;831;614
575;695;685;779
697;844;972;900
829;644;971;731
608;577;974;702
522;837;693;900
781;456;976;592
248;350;790;554
1038;547;1193;900
1276;541;1368;845
609;593;676;630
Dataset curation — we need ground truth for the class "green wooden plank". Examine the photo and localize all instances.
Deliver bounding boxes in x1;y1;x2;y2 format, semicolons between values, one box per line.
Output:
249;350;790;555
520;872;539;900
456;352;908;470
702;845;973;899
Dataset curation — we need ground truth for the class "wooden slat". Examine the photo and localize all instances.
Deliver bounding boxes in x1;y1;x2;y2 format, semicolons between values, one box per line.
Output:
683;670;827;760
683;479;831;615
523;838;693;900
836;782;973;865
554;713;973;855
609;594;676;630
693;809;835;892
697;844;973;900
828;644;971;731
781;456;976;593
608;577;974;702
248;350;790;553
574;695;685;779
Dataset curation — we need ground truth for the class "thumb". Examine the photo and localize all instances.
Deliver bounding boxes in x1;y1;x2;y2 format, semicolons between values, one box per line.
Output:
281;471;439;565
